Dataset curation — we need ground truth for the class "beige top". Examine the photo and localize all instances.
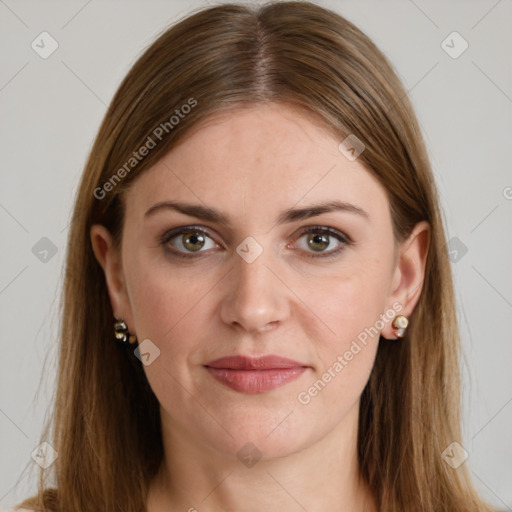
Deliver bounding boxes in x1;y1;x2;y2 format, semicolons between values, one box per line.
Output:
0;508;33;511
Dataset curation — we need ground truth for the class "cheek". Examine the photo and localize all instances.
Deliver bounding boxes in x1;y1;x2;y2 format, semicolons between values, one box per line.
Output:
124;253;229;385
303;256;391;349
295;259;390;406
125;261;218;401
126;251;213;339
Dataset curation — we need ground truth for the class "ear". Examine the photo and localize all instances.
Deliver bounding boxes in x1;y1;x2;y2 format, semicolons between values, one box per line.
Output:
381;220;430;339
90;224;133;326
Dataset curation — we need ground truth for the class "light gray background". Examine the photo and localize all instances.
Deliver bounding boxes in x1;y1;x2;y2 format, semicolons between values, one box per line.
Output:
1;0;511;509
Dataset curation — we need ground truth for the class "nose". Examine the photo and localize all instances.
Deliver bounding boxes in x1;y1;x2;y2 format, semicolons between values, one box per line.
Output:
219;250;290;334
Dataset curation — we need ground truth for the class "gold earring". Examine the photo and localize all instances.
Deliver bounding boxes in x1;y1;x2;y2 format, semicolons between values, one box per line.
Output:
392;315;409;338
114;319;137;345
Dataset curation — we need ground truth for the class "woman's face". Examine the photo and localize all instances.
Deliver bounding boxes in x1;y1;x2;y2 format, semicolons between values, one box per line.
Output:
94;103;425;462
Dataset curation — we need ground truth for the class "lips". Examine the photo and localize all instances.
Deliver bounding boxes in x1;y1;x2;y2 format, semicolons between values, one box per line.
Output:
205;355;305;370
204;355;309;393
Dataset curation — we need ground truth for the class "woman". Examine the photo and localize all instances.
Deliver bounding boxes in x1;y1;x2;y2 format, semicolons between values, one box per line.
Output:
11;1;495;511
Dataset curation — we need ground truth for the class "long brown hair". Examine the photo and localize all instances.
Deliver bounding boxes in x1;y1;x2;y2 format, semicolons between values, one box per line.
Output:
19;2;495;511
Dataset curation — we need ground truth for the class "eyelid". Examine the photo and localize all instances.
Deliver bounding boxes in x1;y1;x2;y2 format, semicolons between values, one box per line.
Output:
291;225;353;244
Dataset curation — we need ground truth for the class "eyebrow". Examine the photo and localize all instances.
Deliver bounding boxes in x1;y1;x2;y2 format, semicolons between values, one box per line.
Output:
144;199;369;225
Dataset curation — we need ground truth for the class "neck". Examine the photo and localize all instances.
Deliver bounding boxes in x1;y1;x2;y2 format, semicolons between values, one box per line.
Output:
147;402;377;512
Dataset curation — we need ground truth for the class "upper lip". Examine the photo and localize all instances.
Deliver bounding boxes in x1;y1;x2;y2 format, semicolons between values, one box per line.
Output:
204;355;307;370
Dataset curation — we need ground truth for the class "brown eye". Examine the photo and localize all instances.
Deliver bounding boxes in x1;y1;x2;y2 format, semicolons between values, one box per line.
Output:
162;228;218;255
181;231;206;252
293;226;351;258
306;233;330;252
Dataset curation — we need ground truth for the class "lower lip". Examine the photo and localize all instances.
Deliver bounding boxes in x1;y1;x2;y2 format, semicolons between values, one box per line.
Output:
205;366;307;393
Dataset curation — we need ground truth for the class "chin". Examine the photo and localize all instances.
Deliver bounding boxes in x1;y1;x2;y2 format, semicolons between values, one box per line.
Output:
199;406;316;463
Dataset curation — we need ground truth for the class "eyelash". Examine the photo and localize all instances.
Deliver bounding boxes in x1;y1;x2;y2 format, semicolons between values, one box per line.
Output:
160;225;353;260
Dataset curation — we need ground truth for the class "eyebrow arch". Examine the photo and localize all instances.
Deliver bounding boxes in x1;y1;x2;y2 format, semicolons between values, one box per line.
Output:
144;199;369;225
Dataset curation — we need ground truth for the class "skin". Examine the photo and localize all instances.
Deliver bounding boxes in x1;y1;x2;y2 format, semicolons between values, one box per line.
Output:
91;103;429;512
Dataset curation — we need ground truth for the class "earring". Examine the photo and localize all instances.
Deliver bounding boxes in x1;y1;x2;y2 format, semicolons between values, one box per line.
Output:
392;315;409;338
114;319;137;345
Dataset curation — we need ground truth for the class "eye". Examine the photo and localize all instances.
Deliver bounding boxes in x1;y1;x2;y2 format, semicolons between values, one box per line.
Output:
161;227;219;256
292;226;351;258
160;225;352;260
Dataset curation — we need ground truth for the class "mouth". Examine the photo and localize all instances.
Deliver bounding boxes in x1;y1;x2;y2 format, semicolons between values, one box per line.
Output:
203;355;310;394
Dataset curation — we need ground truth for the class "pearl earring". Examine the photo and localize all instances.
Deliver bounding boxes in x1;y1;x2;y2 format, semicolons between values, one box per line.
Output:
392;315;409;338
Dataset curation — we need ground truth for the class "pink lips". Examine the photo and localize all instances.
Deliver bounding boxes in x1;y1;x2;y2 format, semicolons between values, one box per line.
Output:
204;355;308;394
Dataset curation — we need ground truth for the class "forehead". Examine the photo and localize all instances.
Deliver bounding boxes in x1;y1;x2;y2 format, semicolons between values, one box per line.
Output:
124;103;390;225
